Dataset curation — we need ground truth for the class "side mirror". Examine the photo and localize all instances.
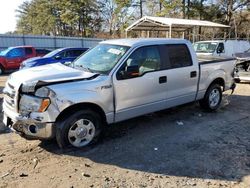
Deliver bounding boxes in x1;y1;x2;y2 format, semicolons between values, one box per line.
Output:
117;65;140;80
64;61;72;67
217;48;222;54
125;65;139;78
55;55;62;60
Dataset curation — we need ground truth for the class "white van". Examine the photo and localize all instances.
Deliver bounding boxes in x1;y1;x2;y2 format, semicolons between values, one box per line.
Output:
193;40;250;58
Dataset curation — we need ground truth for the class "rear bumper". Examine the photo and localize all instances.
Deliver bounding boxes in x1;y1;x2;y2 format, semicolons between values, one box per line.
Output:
3;103;55;140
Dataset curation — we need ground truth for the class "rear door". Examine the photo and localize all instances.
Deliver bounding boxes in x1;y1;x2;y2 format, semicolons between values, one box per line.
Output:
113;45;168;122
6;48;25;69
163;44;199;108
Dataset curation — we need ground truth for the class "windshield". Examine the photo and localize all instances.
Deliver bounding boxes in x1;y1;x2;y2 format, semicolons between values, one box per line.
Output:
0;48;11;56
73;44;129;74
43;49;61;58
193;42;218;53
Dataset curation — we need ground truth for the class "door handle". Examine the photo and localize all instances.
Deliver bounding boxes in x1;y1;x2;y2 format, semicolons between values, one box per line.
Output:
190;71;197;78
159;76;167;84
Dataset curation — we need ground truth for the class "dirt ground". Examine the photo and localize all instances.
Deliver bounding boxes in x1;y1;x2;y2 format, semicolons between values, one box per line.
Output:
0;74;250;188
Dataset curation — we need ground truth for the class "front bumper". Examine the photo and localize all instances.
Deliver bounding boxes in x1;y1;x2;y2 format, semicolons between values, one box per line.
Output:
3;103;55;140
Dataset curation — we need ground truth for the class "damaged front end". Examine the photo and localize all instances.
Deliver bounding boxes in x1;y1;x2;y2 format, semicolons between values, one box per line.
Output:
3;73;100;140
3;81;59;140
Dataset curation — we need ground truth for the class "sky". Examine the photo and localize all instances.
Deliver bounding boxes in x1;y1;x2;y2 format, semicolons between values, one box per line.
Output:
0;0;27;34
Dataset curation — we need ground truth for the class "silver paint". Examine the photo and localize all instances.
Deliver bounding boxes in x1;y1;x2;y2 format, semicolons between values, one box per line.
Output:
2;39;236;140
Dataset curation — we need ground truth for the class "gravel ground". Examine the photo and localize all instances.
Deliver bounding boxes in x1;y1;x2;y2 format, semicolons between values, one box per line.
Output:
0;74;250;188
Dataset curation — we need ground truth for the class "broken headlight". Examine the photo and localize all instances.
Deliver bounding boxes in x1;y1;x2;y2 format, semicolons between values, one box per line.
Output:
35;87;50;97
21;81;37;93
19;95;50;114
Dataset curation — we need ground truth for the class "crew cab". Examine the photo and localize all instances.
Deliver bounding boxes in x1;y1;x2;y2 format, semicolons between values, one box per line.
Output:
20;47;88;69
2;38;236;148
0;46;49;74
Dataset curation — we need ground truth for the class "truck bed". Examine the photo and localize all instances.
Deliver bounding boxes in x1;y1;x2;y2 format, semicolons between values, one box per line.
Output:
197;55;236;64
196;56;236;101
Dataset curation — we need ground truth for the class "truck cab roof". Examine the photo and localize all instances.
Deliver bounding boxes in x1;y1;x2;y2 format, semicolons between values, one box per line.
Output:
101;38;190;48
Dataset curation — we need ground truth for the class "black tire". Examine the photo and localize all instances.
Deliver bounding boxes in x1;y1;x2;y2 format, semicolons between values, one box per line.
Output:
56;109;102;148
0;65;4;75
199;84;222;111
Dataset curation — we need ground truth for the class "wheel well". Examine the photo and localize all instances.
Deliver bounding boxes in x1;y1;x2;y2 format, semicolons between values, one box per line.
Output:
56;103;107;124
210;78;225;91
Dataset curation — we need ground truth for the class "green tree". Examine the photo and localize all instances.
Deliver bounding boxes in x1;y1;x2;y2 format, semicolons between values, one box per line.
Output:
16;0;103;37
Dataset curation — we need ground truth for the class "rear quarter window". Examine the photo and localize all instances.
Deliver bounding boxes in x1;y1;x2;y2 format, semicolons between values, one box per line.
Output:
166;44;192;68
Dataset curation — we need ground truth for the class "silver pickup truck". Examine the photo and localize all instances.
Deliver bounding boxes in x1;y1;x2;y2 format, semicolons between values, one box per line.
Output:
2;38;236;148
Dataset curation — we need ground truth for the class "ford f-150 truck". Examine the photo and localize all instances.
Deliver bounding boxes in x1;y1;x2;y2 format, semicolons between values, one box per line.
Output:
0;46;49;74
2;38;236;148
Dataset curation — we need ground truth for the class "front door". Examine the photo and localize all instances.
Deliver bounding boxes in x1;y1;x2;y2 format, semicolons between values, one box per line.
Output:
113;45;168;122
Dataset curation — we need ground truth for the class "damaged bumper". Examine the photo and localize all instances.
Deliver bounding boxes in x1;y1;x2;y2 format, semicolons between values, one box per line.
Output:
3;103;55;140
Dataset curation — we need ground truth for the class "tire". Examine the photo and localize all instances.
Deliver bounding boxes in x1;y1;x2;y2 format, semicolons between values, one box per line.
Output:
199;84;222;111
56;109;102;148
0;66;4;75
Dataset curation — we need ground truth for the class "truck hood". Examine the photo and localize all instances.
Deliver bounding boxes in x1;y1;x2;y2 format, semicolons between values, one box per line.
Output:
8;63;97;92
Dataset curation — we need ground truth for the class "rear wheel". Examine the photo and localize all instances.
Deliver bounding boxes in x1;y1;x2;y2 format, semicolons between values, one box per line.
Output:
56;110;102;148
199;84;222;111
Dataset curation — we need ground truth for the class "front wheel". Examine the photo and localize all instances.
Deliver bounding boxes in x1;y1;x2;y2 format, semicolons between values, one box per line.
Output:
199;84;222;111
56;110;102;148
0;66;4;75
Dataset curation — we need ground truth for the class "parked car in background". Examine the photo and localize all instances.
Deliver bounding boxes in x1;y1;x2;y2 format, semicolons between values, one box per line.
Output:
235;48;250;71
3;38;236;149
234;48;250;83
193;40;250;58
35;49;51;57
0;46;49;74
20;47;88;69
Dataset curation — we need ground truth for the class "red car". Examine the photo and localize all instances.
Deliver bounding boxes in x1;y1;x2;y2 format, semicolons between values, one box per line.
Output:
0;46;50;74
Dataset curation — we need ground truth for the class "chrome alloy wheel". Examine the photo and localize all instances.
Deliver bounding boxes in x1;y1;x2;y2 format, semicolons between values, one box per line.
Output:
68;119;95;147
209;88;220;108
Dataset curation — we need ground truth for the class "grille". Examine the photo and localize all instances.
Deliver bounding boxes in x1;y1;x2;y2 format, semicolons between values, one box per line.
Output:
3;82;17;110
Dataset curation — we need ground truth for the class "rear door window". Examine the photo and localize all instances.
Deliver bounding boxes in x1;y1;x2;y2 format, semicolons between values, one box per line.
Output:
72;50;85;57
166;44;192;68
65;50;85;58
